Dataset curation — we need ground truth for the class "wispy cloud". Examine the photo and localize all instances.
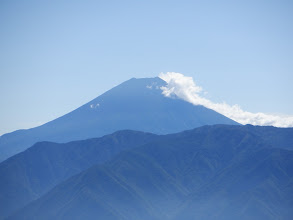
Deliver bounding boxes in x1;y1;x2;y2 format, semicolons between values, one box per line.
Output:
159;72;293;127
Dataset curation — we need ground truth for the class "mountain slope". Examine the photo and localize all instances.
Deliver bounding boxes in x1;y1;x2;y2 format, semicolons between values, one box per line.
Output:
0;77;239;162
173;148;293;220
8;125;293;220
241;125;293;150
0;130;157;219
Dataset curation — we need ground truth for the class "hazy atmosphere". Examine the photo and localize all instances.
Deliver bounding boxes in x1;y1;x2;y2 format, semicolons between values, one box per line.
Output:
1;2;293;220
1;0;293;135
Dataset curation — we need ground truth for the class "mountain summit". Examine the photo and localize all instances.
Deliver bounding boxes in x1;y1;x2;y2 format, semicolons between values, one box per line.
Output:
0;77;238;161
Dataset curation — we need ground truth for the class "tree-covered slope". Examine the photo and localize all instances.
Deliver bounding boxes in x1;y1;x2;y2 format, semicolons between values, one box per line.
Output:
0;130;157;219
8;125;293;220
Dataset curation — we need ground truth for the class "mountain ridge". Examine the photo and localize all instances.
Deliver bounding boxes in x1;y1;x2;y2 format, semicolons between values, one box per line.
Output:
1;125;293;219
0;130;158;219
7;125;293;220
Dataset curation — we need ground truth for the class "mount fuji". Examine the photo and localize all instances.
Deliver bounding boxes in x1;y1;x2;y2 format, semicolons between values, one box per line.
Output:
0;77;238;162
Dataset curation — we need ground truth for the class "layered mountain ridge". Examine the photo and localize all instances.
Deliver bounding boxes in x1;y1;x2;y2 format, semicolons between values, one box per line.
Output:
0;130;158;219
4;125;293;220
0;125;293;220
1;76;292;220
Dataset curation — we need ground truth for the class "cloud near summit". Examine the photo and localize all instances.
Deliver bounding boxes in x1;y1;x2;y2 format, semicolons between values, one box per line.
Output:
159;72;293;128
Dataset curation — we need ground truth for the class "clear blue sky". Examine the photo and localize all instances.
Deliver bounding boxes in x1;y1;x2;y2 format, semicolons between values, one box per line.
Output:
0;0;292;135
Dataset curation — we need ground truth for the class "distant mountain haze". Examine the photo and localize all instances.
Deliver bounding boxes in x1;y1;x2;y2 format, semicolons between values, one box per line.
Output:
0;130;158;219
0;77;238;162
6;125;293;220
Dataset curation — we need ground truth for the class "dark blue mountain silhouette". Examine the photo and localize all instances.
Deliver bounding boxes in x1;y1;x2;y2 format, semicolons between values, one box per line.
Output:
3;125;293;220
0;130;158;219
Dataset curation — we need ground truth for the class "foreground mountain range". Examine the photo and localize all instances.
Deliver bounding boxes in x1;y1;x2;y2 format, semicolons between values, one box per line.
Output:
0;77;238;162
1;125;293;220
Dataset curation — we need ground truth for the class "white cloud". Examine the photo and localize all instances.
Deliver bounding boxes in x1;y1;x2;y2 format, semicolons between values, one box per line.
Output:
159;72;293;127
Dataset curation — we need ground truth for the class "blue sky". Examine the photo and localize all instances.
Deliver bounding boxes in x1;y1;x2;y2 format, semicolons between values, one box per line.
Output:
0;0;293;135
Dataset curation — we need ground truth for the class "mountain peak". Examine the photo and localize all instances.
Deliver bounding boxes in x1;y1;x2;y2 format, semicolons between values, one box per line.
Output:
0;76;238;162
111;76;166;93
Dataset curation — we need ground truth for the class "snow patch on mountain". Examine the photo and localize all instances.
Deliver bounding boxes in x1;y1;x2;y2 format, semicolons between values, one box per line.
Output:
90;103;100;109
